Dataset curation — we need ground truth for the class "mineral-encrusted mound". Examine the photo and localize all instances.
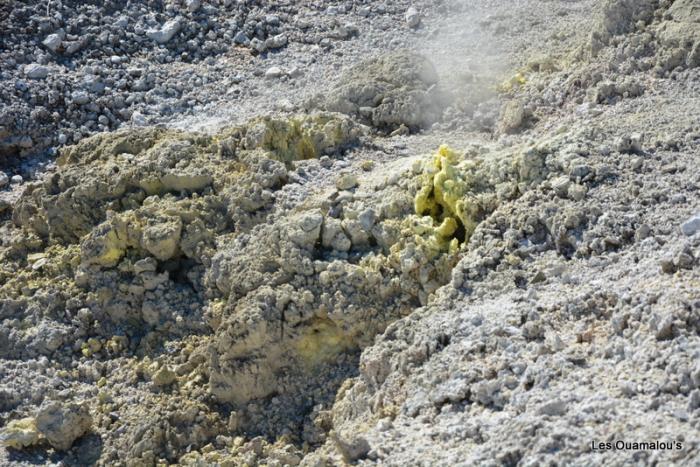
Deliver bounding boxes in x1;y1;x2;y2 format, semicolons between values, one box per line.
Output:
13;112;361;244
2;112;361;357
589;0;700;71
206;142;550;406
308;50;447;132
0;402;91;451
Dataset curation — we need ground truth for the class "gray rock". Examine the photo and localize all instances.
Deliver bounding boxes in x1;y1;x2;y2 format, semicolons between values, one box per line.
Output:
114;16;129;28
146;19;181;44
42;33;63;52
551;176;571;198
266;34;288;50
186;0;201;12
660;256;676;274
72;91;90;105
11;175;23;184
538;399;568;416
131;111;147;126
233;31;250;45
251;38;267;53
406;7;421;28
615;134;643;153
653;315;674;340
310;51;443;132
265;66;284;79
681;214;700;236
676;250;695;269
689;390;700;411
567;183;588;201
35;402;92;451
0;172;8;188
24;64;49;79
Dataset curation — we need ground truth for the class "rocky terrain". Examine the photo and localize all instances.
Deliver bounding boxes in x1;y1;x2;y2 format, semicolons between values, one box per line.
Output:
1;0;700;465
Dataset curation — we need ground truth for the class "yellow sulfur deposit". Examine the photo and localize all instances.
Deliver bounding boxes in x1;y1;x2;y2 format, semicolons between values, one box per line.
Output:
0;417;40;449
498;71;528;93
239;112;362;163
294;318;355;368
413;145;475;250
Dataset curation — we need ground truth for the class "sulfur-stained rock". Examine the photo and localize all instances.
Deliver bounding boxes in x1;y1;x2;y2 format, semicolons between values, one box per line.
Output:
35;402;92;451
336;173;359;190
205;141;552;406
238;112;362;162
12;113;355;251
80;217;128;267
152;366;177;387
141;216;183;261
0;417;40;449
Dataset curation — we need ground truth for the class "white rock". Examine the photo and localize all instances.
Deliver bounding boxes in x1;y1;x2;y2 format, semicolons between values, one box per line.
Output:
358;6;371;17
0;172;8;188
115;16;129;28
71;91;90;105
186;0;201;12
265;33;288;49
681;214;700;236
538;399;568;416
405;7;421;28
265;66;284;79
131;111;147;126
233;31;249;45
42;33;63;52
146;19;181;44
25;64;49;79
265;14;280;25
11;175;23;184
250;38;267;53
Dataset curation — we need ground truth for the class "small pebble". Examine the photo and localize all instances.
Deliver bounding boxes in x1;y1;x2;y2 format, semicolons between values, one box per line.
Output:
681;214;700;237
265;66;284;79
24;64;49;79
336;173;359;190
405;7;421;28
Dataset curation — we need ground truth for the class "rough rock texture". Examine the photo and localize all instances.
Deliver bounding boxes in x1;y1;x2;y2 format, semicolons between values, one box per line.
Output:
207;141;549;407
0;418;39;450
308;51;446;132
0;0;448;170
35;402;92;451
588;0;700;72
2;0;700;465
